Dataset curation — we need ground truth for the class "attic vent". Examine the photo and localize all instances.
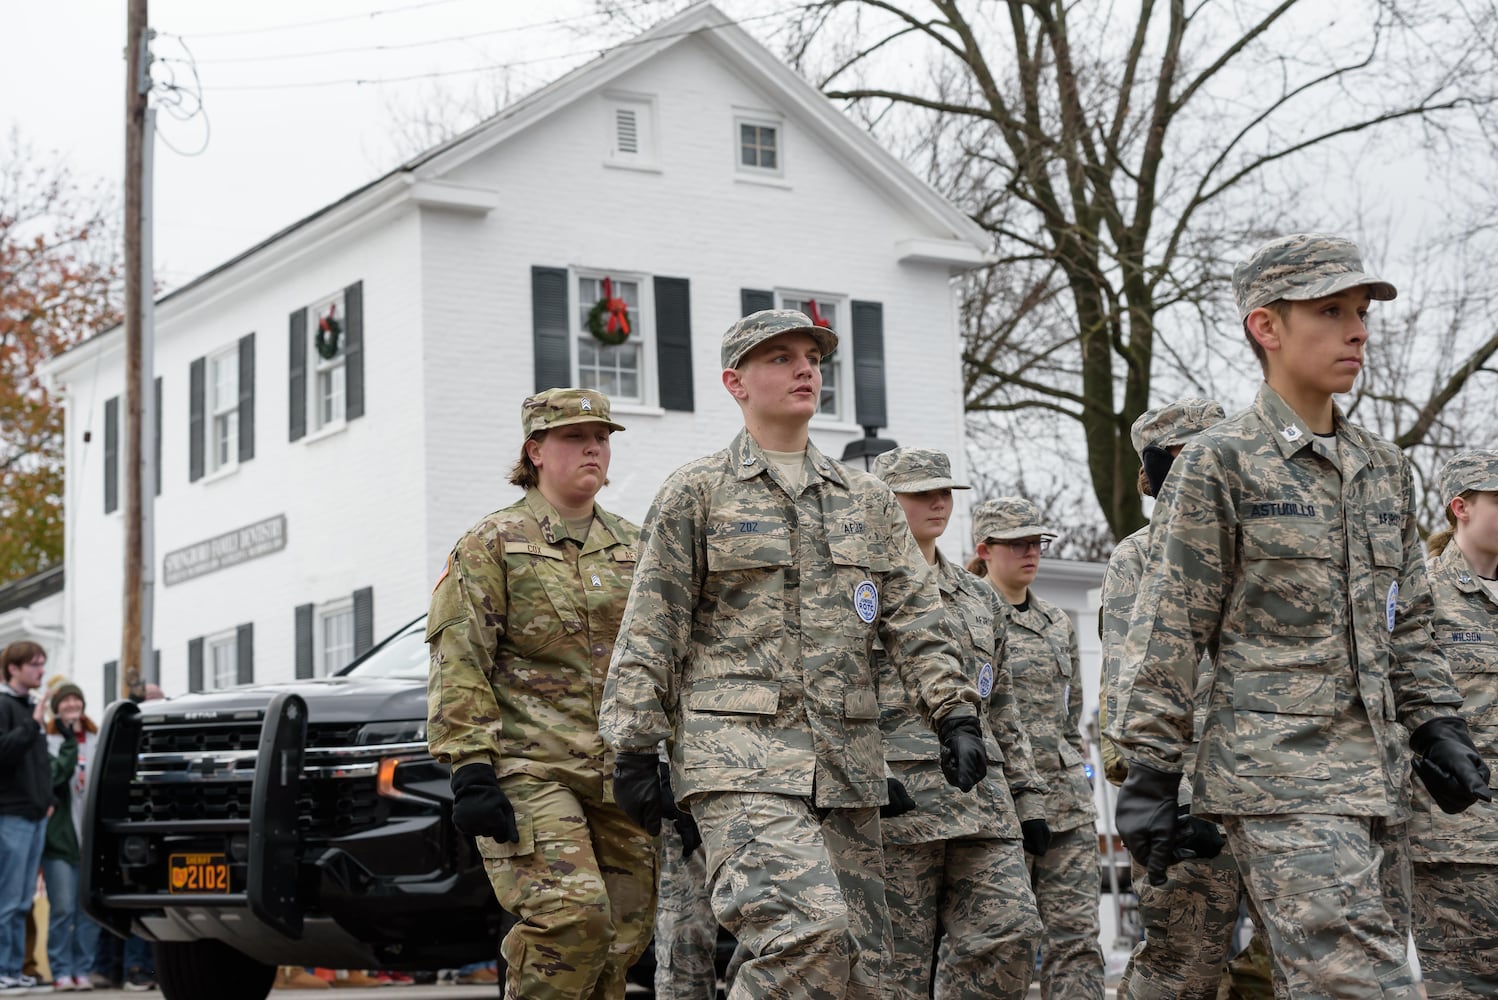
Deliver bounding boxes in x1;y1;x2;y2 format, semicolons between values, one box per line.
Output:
615;108;639;155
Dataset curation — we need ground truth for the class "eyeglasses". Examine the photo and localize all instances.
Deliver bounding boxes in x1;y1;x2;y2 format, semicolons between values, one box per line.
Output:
986;538;1051;555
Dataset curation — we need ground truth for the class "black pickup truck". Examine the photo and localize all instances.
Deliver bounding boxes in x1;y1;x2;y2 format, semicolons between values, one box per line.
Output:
81;615;506;999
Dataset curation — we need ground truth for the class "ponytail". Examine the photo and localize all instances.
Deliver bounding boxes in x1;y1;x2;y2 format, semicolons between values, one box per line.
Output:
965;554;986;576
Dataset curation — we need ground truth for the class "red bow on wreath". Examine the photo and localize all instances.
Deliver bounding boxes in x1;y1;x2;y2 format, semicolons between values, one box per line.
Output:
601;277;631;337
806;299;832;328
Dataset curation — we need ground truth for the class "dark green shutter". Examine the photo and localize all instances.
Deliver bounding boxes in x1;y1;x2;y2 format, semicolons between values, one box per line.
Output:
103;660;117;704
344;281;364;420
851;300;887;429
187;638;203;693
289;309;307;441
353;587;375;658
236;623;254;685
153;376;162;496
740;288;774;316
532;266;571;392
654;277;693;411
189;357;205;481
238;333;255;461
295;604;314;679
104;396;119;513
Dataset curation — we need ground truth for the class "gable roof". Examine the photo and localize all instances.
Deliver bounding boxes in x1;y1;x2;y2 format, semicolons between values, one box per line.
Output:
47;2;989;377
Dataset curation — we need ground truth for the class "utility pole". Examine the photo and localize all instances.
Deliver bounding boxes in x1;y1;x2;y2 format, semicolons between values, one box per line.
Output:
122;0;152;702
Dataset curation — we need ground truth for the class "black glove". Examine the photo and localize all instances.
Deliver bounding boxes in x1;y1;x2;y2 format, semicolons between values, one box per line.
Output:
658;762;702;857
937;715;988;792
1020;818;1052;857
1411;717;1494;815
57;720;77;744
881;777;917;819
1171;810;1225;862
1116;761;1182;887
613;752;666;835
450;765;518;843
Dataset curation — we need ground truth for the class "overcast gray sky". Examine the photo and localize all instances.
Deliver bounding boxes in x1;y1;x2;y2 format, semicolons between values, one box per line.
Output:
0;0;694;288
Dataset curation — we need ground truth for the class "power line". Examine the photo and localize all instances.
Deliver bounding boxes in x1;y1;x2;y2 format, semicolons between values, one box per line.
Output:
175;3;659;65
193;6;808;93
157;0;474;39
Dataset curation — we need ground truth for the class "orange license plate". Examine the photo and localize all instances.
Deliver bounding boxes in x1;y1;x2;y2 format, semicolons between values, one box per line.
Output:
168;853;230;894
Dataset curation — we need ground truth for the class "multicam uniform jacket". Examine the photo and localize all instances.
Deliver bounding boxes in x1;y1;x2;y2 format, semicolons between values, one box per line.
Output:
598;430;979;809
427;488;639;788
1004;590;1097;834
1409;541;1498;862
878;552;1049;845
1108;383;1463;818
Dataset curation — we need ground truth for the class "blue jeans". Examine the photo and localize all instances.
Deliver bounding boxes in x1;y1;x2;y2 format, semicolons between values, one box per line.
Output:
42;858;99;980
0;815;47;979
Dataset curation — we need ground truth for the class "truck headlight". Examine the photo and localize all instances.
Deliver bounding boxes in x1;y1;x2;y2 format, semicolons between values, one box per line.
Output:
355;720;426;745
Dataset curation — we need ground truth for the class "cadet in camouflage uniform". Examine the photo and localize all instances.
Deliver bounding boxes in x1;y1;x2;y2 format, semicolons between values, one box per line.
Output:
969;497;1103;1000
1108;234;1491;998
1098;399;1279;1000
1410;451;1498;998
598;311;987;1000
426;387;655;1000
653;778;717;1000
870;448;1045;1000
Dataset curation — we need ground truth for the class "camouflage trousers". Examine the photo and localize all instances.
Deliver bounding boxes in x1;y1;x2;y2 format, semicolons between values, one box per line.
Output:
1411;861;1498;998
654;812;718;1000
481;775;657;1000
1119;845;1279;1000
1219;931;1278;1000
692;792;886;1000
881;835;1041;1000
1027;824;1104;1000
1223;814;1415;999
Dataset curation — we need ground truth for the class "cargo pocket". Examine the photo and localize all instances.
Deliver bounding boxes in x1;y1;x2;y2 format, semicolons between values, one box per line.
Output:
1238;518;1335;637
476;812;536;864
705;527;792;637
1232;671;1337;776
1244;846;1345;954
681;678;792;773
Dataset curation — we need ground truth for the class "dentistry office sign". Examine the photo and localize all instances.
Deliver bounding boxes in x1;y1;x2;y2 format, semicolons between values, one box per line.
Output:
163;514;287;586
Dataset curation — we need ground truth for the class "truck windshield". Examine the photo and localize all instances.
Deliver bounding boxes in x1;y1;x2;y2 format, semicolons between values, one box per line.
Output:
343;616;429;679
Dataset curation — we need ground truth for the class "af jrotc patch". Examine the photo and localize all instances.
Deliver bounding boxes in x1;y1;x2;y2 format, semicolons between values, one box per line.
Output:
854;580;879;623
977;661;994;698
1386;581;1399;632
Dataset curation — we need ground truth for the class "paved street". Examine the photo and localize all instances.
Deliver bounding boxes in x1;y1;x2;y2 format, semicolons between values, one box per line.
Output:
64;989;500;999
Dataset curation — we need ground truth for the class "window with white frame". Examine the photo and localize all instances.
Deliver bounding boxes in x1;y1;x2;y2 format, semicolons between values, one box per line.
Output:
208;348;239;472
308;291;347;430
575;275;645;403
737;115;781;176
318;603;355;677
781;295;844;419
207;632;237;691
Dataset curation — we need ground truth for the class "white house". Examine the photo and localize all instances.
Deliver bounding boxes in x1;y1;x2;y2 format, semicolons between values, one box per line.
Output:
42;2;1009;708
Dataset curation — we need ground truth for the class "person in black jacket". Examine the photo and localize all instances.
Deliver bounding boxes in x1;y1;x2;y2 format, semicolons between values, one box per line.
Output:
0;640;51;994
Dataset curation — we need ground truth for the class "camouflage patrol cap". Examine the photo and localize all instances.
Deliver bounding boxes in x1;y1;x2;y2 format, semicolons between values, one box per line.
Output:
972;496;1055;545
721;309;839;369
871;447;972;493
1129;398;1226;458
520;387;625;437
1233;233;1397;321
1438;449;1498;505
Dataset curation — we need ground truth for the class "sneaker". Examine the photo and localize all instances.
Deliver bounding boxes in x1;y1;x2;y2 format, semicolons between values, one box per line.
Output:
372;971;414;985
52;977;76;992
71;978;92;993
330;971;379;988
0;976;40;995
122;969;155;992
273;968;329;991
454;967;499;985
85;975;113;991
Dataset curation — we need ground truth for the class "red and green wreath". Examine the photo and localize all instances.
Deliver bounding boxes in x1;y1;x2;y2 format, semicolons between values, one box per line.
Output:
315;304;342;360
587;277;632;346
